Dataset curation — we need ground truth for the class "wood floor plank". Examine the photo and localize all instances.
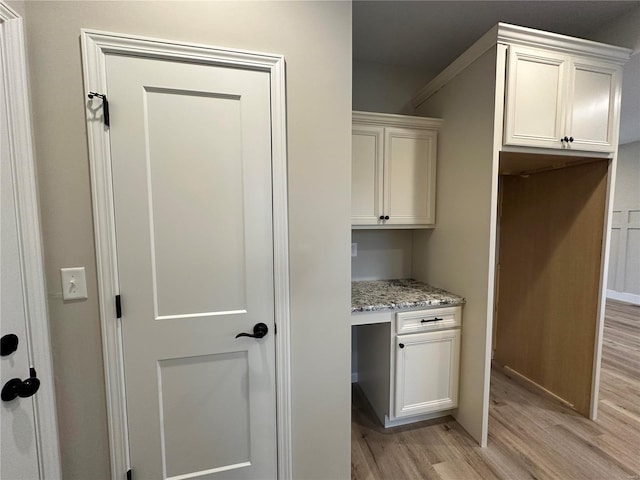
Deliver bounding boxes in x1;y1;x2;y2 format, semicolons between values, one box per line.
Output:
351;300;640;479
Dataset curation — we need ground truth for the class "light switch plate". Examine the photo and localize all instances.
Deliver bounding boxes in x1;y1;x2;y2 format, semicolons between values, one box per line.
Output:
60;267;88;300
351;243;357;257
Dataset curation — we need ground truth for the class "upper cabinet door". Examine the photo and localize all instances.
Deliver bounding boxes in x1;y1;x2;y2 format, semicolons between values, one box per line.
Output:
352;124;384;225
565;58;621;153
384;127;437;225
504;46;568;149
504;45;622;154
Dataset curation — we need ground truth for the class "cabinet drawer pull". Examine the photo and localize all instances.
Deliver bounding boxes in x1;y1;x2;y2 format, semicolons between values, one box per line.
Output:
420;317;442;323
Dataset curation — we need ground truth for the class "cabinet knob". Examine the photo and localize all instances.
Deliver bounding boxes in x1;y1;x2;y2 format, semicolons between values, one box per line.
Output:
569;137;574;143
562;136;570;143
379;215;384;220
384;216;390;220
399;343;405;349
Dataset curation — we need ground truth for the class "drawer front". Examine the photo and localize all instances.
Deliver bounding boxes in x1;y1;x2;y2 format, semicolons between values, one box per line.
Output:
396;306;461;334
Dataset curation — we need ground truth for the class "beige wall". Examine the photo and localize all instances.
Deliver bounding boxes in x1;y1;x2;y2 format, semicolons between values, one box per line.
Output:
353;60;433;115
608;141;640;297
351;230;413;280
413;48;499;445
20;2;352;479
615;141;640;208
590;5;640;145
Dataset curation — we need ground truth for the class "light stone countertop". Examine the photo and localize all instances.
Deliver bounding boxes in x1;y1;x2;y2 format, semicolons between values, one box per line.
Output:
351;279;465;313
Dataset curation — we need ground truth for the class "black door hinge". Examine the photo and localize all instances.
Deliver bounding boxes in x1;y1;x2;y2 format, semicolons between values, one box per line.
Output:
274;323;277;335
126;468;132;480
115;295;122;319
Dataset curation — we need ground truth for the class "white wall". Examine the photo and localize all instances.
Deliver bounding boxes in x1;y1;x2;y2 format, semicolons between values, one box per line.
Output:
20;2;352;479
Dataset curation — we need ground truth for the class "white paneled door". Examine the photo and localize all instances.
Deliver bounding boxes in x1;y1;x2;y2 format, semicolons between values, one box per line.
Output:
0;38;40;480
106;54;276;479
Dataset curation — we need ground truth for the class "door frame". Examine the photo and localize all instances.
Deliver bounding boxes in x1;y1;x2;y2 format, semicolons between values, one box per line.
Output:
80;30;292;480
1;2;62;478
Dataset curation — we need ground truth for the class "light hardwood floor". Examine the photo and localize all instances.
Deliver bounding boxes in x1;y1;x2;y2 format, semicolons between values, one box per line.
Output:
351;300;640;480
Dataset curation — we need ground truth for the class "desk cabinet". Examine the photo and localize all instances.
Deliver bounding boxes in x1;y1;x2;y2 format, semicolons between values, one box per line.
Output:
354;305;462;427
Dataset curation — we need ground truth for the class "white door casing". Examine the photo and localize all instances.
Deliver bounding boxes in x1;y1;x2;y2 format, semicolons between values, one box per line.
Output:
81;30;291;480
0;3;61;479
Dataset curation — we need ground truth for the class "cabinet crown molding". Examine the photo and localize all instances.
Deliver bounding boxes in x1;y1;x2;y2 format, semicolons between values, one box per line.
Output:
413;22;632;108
353;111;442;130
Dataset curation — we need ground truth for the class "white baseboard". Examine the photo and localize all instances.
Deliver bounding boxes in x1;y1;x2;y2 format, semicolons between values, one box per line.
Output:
607;289;640;306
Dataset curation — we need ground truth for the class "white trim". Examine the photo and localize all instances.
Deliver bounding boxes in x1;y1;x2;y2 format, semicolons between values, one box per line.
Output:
0;2;62;478
353;111;442;129
80;29;292;480
606;290;640;306
588;157;613;420
496;22;631;64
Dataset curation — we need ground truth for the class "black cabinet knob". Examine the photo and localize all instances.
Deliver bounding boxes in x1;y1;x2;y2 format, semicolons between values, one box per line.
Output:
569;137;574;142
235;322;268;339
379;215;384;220
1;334;19;356
562;136;570;143
399;343;405;349
2;367;40;402
384;216;390;220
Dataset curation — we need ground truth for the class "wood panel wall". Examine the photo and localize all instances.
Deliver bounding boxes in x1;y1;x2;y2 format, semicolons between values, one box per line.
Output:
494;159;609;416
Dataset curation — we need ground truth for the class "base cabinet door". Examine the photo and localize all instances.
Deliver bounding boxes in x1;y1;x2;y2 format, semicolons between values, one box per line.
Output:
394;329;460;418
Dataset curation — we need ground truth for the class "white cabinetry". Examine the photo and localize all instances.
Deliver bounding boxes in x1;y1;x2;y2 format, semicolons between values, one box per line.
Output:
394;306;461;418
354;305;462;427
504;45;622;153
394;329;460;417
352;112;441;227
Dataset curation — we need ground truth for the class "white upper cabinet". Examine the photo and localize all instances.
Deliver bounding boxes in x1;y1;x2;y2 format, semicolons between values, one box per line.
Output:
352;124;384;225
504;45;622;153
352;112;441;228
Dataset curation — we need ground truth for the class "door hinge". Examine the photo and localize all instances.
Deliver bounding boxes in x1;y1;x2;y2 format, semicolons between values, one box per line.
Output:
115;295;122;319
274;323;277;335
126;468;132;480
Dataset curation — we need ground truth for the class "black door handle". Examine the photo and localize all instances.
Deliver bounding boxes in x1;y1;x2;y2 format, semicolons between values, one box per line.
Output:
2;367;40;402
235;323;269;339
1;334;19;356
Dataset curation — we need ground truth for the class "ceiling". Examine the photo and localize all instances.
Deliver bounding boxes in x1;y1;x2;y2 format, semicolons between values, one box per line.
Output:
353;1;638;71
353;1;640;144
